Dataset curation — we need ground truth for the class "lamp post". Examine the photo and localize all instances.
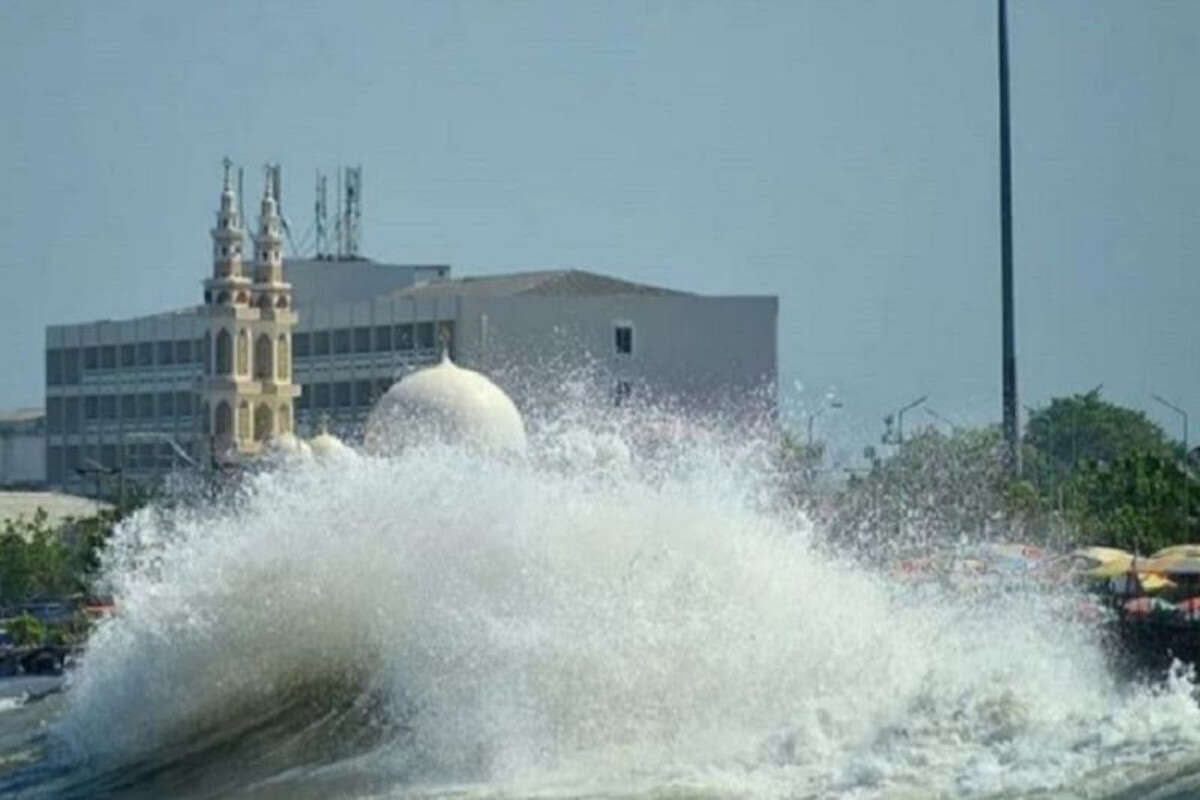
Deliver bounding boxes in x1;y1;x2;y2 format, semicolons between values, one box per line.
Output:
1152;393;1190;535
1152;394;1188;455
896;395;928;444
124;431;200;469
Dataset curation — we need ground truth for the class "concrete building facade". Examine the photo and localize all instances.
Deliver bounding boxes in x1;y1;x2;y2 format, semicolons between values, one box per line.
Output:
43;165;777;495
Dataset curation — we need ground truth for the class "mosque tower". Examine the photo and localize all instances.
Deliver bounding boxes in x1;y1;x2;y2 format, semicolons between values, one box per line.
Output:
198;160;299;459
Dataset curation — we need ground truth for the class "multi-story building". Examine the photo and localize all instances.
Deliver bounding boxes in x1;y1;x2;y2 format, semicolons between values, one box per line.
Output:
44;164;777;495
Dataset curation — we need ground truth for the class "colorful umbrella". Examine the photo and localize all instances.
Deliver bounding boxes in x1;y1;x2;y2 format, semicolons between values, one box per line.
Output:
1123;596;1177;617
1150;544;1200;561
1176;596;1200;621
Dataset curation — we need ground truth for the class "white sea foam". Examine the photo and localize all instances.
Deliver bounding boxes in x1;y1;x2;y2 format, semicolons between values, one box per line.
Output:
52;412;1200;798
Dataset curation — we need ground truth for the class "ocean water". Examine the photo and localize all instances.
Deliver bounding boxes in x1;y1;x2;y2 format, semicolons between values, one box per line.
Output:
2;409;1200;798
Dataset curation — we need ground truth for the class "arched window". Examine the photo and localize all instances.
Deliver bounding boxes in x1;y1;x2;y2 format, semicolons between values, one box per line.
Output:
275;295;288;308
202;331;212;375
276;335;289;380
204;290;213;305
278;403;291;434
216;291;230;304
214;401;232;437
257;295;271;310
238;401;250;440
254;403;274;441
254;334;273;380
236;291;249;305
215;329;232;375
237;329;249;375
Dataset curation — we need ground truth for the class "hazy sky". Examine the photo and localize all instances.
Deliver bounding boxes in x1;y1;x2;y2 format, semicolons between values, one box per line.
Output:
2;1;1197;461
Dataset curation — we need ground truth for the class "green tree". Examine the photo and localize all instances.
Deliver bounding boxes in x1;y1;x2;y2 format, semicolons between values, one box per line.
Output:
1024;389;1176;496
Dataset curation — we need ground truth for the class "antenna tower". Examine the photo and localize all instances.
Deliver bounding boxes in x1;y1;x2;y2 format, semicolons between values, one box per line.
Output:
314;172;329;258
343;166;362;258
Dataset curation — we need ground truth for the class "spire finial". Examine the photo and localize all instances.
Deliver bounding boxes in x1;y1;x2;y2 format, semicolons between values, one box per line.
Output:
263;163;274;201
221;157;232;190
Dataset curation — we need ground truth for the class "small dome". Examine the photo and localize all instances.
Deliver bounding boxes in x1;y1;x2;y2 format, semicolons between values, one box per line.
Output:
365;354;526;456
309;430;350;460
262;432;312;462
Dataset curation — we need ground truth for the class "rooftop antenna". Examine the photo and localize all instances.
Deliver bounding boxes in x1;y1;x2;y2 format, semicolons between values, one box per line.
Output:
335;168;343;259
314;171;329;258
344;166;362;258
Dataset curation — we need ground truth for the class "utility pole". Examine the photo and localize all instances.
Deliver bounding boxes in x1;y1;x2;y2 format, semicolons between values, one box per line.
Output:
1152;393;1190;535
999;0;1020;476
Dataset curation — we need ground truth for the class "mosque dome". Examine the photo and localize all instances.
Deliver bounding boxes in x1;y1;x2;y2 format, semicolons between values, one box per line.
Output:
364;354;527;456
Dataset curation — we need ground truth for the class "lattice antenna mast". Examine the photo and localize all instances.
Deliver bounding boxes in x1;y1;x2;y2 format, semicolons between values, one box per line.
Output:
344;166;362;258
314;171;329;258
237;166;246;229
268;163;299;256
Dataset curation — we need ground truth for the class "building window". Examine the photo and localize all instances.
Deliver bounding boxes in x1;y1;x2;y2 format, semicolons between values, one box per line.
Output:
394;324;414;350
100;395;116;420
314;383;331;409
296;385;310;410
333;329;351;354
292;333;311;358
416;322;435;350
439;321;455;355
63;349;81;384
615;325;633;355
354;327;371;353
376;378;392;398
64;446;80;474
615;381;633;406
121;394;137;420
253;334;273;380
84;395;98;420
314;331;331;356
64;397;80;433
157;341;174;365
138;444;156;470
120;344;136;368
100;345;117;369
374;325;392;352
46;397;63;432
159;392;175;417
47;446;64;483
216;329;232;375
99;444;117;469
176;339;193;364
176;391;193;416
355;380;373;407
137;342;154;367
84;347;99;370
46;350;62;386
334;381;351;407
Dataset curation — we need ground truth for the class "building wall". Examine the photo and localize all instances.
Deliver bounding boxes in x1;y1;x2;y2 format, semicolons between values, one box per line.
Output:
0;418;46;487
45;284;776;493
44;313;207;495
454;294;778;419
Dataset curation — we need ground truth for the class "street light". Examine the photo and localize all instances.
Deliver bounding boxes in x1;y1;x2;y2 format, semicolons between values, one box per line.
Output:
1152;393;1188;454
886;395;927;444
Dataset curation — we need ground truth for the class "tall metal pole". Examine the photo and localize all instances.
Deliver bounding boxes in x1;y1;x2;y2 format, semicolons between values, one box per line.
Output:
999;0;1020;475
1152;393;1190;535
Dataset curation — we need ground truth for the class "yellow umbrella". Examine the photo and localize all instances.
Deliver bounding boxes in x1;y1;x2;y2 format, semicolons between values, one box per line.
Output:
1138;555;1200;577
1073;547;1134;579
1109;572;1176;595
1150;544;1200;561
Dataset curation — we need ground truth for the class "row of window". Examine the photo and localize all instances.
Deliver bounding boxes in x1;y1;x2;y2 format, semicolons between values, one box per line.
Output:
293;322;448;358
47;441;197;482
46;392;197;432
295;379;393;411
47;340;201;385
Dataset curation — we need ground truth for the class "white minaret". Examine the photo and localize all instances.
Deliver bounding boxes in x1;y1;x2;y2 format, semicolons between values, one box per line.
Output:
247;165;300;444
198;160;299;460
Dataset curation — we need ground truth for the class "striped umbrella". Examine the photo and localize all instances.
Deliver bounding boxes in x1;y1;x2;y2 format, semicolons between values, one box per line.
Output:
1123;596;1177;617
1177;597;1200;622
